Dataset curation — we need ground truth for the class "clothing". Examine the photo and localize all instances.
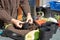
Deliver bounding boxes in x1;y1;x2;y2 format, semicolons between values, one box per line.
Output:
29;0;36;7
0;36;13;40
0;0;31;37
50;27;60;40
29;0;36;19
0;0;31;23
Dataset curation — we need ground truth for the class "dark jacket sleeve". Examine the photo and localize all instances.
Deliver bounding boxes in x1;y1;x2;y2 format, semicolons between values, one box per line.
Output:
0;8;12;23
20;0;31;15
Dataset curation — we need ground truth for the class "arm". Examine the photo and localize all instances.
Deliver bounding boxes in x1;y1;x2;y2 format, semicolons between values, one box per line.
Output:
0;8;24;28
20;0;31;15
0;0;24;28
0;9;13;23
20;0;33;24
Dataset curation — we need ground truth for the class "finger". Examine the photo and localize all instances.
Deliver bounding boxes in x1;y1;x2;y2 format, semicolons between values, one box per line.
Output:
29;20;33;24
26;19;28;22
17;23;23;28
18;24;22;28
27;21;33;24
26;19;31;22
19;21;25;24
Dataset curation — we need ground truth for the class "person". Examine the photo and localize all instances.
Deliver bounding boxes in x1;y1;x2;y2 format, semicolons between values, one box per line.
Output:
29;0;36;19
0;0;33;36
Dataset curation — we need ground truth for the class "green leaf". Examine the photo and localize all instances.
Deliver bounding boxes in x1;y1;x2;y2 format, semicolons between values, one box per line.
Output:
34;31;40;40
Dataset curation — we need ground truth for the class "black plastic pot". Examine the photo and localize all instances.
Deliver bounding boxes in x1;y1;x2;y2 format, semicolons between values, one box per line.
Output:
39;22;58;40
40;27;52;40
50;23;58;34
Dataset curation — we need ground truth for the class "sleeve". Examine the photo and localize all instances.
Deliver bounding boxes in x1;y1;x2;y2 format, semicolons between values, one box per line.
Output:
0;8;13;23
20;0;31;15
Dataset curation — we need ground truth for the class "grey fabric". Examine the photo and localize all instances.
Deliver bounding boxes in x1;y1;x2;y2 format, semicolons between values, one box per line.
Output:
0;36;14;40
50;27;60;40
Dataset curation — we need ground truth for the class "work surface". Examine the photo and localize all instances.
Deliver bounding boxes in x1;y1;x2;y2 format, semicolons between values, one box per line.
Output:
0;27;60;40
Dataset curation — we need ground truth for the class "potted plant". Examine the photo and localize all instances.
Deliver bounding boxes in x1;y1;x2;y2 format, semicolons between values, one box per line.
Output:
55;15;60;27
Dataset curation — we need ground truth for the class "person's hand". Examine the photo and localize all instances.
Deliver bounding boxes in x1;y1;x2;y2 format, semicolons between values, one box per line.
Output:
11;19;24;28
26;13;33;24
